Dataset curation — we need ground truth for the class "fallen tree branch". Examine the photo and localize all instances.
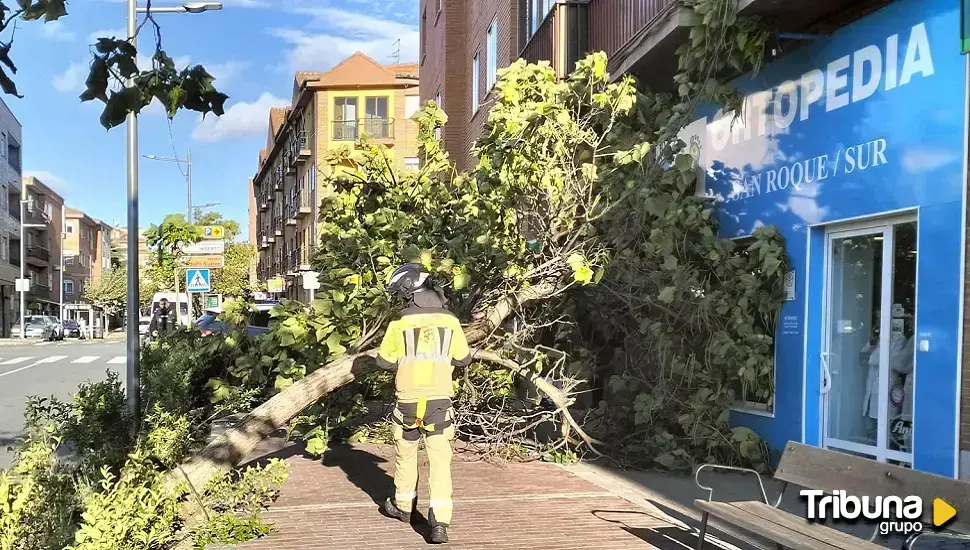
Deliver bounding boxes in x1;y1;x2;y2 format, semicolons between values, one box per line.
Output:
472;349;605;456
165;279;564;498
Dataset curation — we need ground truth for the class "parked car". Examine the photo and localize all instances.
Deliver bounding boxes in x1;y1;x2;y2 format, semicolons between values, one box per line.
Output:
11;316;62;340
62;320;82;338
196;303;275;337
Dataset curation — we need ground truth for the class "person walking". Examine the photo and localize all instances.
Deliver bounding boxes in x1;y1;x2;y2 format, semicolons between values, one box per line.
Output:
377;263;472;544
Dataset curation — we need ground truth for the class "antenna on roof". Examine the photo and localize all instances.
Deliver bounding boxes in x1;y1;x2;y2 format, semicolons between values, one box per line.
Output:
389;39;401;65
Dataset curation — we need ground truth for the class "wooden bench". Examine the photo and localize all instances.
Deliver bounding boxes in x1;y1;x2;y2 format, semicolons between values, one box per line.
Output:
693;441;970;549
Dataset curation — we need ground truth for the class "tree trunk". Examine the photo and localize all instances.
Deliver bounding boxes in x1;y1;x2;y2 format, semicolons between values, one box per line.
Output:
164;280;561;497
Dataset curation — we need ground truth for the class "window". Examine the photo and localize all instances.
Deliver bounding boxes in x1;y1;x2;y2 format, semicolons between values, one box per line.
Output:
420;8;427;62
7;137;19;173
472;52;481;112
728;236;777;413
64;255;74;266
434;90;442;108
437;0;443;12
404;157;420;170
486;19;498;89
0;236;6;262
334;97;358;141
364;96;390;138
405;95;420;119
64;280;74;296
43;202;51;219
66;223;74;234
0;132;6;159
527;0;555;38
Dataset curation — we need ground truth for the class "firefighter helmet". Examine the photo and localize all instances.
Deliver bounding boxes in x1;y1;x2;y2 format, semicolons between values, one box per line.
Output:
386;263;432;299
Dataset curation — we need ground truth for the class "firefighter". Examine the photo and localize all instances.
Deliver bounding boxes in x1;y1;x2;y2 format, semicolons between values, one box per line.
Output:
377;263;472;544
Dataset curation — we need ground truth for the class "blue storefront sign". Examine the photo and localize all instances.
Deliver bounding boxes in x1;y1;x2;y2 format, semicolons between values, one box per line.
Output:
683;0;967;476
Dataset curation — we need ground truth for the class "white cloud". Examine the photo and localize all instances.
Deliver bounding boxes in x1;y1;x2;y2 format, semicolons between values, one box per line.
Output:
52;61;88;93
271;8;418;72
87;28;126;43
23;171;70;198
192;92;289;143
204;60;250;87
40;20;75;41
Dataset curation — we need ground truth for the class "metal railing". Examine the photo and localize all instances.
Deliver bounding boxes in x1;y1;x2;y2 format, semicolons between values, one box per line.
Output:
26;245;49;262
332;118;395;140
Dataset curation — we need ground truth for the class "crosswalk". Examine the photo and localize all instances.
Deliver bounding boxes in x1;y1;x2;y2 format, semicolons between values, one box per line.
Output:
0;355;126;366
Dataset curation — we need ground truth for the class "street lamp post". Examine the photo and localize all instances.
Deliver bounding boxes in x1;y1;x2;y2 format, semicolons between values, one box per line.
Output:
125;0;222;419
18;195;47;339
143;148;192;223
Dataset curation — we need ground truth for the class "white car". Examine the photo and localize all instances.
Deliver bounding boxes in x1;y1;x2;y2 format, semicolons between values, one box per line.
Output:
10;315;62;340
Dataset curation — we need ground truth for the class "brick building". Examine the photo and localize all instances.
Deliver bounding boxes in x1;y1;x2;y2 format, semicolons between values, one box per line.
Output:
20;176;63;316
62;208;102;303
252;52;421;300
422;0;970;478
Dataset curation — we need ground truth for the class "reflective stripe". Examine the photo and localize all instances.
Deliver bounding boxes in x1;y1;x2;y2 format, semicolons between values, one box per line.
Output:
416;398;427;423
441;329;453;359
429;498;453;509
404;328;416;356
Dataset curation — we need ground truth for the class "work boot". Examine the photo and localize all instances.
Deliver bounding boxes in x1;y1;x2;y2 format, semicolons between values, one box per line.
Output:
429;524;449;544
381;498;409;523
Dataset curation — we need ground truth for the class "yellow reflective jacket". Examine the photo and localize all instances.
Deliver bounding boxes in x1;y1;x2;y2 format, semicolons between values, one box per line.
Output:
377;307;472;402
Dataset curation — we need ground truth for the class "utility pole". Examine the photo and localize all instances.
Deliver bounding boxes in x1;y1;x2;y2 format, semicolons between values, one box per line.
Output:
125;0;140;418
186;147;192;224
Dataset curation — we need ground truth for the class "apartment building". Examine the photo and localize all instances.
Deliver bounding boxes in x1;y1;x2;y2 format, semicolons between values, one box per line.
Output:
20;176;63;316
109;226;150;268
0;98;21;335
63;208;102;303
422;0;970;478
247;178;257;286
252;52;421;300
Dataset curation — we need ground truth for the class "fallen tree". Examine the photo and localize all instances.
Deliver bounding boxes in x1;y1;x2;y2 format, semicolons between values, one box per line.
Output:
169;4;788;508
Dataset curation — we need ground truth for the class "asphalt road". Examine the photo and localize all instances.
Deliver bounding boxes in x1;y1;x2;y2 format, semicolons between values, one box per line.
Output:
0;338;126;470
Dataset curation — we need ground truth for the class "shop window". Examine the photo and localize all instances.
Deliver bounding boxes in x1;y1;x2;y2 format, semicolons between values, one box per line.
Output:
729;236;776;413
64;280;74;296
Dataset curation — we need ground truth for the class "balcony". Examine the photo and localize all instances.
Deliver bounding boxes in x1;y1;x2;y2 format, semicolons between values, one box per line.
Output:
295;131;311;161
273;217;283;237
29;281;50;300
26;245;49;266
284;150;296;175
258;231;268;249
332;118;395;141
273;167;283;191
521;1;589;79
285;200;298;226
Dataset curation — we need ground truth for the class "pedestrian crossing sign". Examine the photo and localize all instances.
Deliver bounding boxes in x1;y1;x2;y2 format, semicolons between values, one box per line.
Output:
186;268;211;293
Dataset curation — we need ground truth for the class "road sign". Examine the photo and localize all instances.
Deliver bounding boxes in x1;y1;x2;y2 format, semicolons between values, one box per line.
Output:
302;271;320;290
267;278;286;293
15;278;29;292
183;240;225;255
202;226;224;239
179;255;225;268
186;269;211;293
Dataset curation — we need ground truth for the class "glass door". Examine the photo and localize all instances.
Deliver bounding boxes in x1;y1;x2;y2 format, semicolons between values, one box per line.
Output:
821;217;917;466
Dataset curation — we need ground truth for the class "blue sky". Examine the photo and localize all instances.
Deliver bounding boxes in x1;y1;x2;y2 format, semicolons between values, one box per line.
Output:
7;0;419;238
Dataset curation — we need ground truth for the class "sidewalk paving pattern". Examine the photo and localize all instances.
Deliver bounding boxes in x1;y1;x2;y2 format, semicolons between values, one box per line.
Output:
233;442;718;550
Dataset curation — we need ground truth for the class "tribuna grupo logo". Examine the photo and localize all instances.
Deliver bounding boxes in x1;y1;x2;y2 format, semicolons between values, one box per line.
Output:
801;490;923;535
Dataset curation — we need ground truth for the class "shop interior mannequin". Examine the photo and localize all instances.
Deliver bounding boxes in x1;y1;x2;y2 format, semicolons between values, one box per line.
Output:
861;309;915;450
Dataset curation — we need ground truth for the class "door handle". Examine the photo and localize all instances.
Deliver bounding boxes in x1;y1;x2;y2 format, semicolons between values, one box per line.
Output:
820;351;832;394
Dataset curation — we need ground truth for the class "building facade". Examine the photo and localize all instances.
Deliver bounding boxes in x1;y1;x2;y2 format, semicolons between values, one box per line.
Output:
0;98;22;335
422;0;970;477
63;208;101;303
109;227;150;268
252;52;421;300
21;176;63;316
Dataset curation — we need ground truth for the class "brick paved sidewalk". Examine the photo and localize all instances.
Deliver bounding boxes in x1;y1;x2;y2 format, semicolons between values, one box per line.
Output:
232;440;724;550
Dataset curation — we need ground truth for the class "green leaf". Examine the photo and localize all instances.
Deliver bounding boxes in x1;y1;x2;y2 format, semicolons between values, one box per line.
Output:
658;286;676;304
305;437;327;457
453;271;470;290
326;332;346;356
